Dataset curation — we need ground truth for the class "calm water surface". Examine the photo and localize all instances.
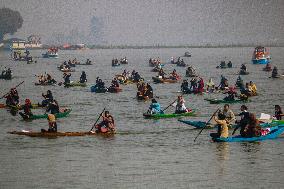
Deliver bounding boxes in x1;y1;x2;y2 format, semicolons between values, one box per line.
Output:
0;47;283;189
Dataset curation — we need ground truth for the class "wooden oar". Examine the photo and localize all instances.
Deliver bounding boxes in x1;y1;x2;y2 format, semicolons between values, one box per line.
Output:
162;99;177;112
0;81;24;99
194;108;220;142
89;107;106;132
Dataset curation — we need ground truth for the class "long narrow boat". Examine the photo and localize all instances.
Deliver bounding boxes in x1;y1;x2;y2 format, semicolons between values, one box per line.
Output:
20;108;72;120
143;110;196;119
8;130;115;138
0;103;40;110
108;87;122;93
211;125;284;142
204;98;249;104
152;76;179;84
64;82;87;87
178;119;284;129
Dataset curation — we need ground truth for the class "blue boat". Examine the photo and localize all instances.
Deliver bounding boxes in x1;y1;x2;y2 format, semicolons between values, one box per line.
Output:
211;125;284;142
90;85;107;93
251;46;270;64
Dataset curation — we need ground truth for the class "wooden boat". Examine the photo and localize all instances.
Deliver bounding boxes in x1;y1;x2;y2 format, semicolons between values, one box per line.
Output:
152;76;179;84
8;130;115;138
143;110;196;119
35;81;56;86
136;95;150;101
64;82;87;87
108;87;122;93
59;68;75;72
20;108;72;120
212;125;284;142
204;98;249;104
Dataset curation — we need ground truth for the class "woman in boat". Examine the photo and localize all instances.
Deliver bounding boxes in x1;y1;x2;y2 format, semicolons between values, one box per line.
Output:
46;100;60;114
210;113;229;139
158;68;166;79
186;66;195;77
195;77;204;94
219;104;236;126
271;66;279;78
19;99;33;119
175;96;188;114
41;90;53;107
243;113;261;137
41;114;57;133
170;69;179;80
232;105;250;136
95;111;115;133
80;71;87;83
145;83;153;98
206;78;215;93
274;105;283;120
147;99;162;114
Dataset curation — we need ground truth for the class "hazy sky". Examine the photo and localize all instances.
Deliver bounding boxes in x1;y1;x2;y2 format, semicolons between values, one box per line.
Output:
1;0;283;45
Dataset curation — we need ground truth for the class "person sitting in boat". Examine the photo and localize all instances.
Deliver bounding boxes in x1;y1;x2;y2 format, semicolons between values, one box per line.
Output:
271;66;279;78
206;78;215;93
147;99;162;114
242;113;261;137
170;57;175;64
86;59;92;65
233;105;250;136
46;74;56;84
41;90;53;107
249;81;257;96
189;77;198;91
95;111;115;133
133;72;142;82
158;68;166;79
41;114;57;133
170;69;179;80
240;64;247;71
274;105;283;120
63;73;71;85
181;80;190;93
227;61;232;68
241;83;253;96
80;71;87;83
175;96;188;114
186;66;195;76
19;99;33;119
110;78;120;88
145;83;153;98
218;75;229;90
220;61;226;68
219;104;236;126
235;76;244;88
46;100;60;114
223;87;237;101
210;113;229;139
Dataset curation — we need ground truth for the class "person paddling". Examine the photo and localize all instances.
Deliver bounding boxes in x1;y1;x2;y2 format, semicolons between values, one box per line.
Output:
147;99;163;114
5;88;19;106
41;114;57;133
19;99;33;119
210;113;229;139
95;111;115;133
46;100;60;114
218;104;236;126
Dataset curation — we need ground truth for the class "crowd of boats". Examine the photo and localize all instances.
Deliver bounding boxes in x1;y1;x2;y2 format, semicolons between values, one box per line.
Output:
1;46;284;141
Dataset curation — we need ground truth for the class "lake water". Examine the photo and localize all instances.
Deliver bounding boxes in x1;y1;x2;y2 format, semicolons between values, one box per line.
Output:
0;47;283;189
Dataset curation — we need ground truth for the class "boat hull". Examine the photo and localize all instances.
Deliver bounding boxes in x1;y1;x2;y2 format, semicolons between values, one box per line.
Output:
252;58;269;64
143;110;196;119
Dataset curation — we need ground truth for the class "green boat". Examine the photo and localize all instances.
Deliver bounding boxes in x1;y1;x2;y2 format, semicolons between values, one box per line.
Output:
64;82;87;87
143;110;196;119
204;98;248;104
21;108;72;120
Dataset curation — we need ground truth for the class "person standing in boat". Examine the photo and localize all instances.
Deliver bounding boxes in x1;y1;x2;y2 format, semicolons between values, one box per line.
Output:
274;105;283;120
80;71;87;83
271;66;279;78
218;104;236;127
232;105;250;136
63;73;71;85
175;96;188;114
19;99;33;119
41;114;57;133
249;81;257;96
147;99;162;114
95;111;115;133
206;78;215;93
210;113;229;139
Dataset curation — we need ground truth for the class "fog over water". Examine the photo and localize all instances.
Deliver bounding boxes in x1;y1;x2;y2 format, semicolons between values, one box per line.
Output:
1;0;284;45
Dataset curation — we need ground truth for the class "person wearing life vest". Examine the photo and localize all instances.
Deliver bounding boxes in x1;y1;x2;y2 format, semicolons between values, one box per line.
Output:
19;99;33;119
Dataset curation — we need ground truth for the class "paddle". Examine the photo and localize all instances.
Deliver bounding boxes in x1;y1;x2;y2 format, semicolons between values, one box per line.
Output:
194;108;220;142
89;107;106;132
0;81;24;99
162;99;177;112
